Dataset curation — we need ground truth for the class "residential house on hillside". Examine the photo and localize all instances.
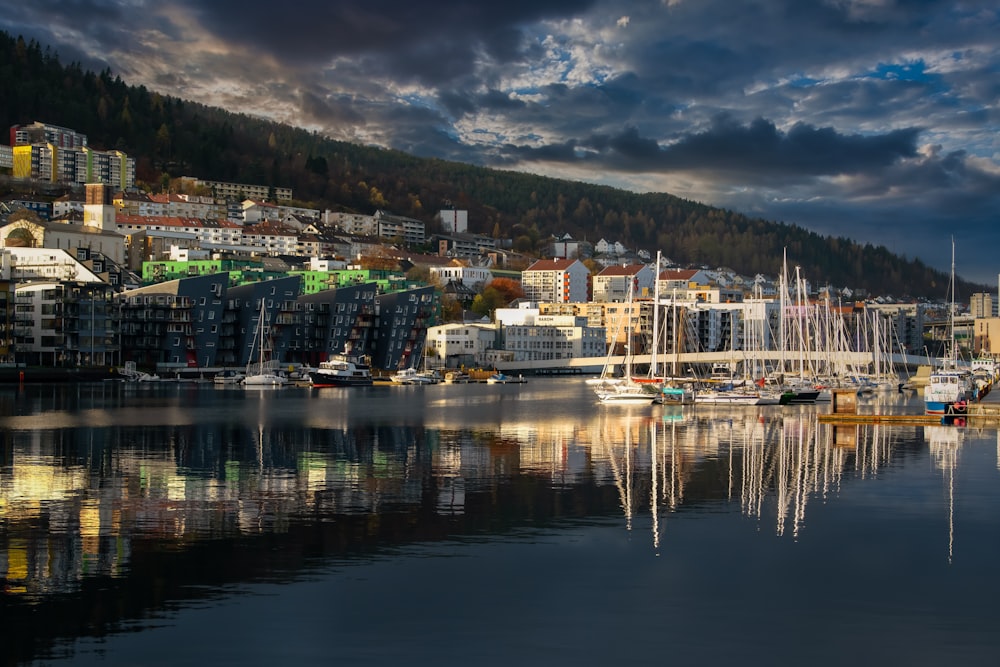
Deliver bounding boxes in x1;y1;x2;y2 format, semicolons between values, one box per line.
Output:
592;263;655;301
429;262;493;289
430;232;498;258
242;199;281;225
52;192;86;218
547;234;592;260
656;269;712;296
374;210;425;245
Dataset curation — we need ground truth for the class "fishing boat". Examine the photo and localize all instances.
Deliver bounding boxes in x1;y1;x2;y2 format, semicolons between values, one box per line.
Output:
242;307;288;387
308;352;373;387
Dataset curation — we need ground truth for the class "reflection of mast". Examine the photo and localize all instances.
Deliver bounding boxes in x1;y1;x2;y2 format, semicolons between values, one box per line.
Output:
927;426;962;564
650;417;660;551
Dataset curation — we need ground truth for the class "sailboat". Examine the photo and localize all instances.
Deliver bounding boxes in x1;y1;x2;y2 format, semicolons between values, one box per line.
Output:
924;238;972;414
595;281;657;404
242;305;288;387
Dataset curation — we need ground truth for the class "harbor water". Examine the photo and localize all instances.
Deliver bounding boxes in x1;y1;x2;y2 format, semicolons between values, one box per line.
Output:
1;379;999;666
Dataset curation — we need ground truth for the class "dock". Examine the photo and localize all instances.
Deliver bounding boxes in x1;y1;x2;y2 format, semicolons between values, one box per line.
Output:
817;379;1000;426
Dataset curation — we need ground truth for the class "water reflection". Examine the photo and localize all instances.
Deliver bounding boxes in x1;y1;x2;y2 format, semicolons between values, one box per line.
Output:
1;381;998;664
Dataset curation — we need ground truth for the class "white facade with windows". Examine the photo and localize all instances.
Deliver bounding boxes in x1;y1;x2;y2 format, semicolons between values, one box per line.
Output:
493;306;605;362
426;322;498;367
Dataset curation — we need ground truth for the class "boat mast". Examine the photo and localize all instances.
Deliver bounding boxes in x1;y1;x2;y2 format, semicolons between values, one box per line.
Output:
950;236;956;365
650;251;661;380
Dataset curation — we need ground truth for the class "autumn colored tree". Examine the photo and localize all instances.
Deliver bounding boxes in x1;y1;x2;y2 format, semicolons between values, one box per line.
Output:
486;277;525;303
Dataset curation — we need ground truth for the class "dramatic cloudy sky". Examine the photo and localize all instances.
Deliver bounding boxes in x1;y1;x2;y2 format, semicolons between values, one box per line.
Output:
3;0;999;284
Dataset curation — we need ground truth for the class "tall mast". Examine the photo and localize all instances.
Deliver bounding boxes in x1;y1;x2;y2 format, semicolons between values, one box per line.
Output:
650;251;661;379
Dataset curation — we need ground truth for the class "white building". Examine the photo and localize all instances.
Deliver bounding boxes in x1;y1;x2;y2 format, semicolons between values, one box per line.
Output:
521;258;590;304
492;305;606;363
430;264;493;288
425;322;498;367
325;212;376;235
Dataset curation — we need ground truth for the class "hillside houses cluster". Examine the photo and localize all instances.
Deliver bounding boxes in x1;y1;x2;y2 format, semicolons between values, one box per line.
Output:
1;121;994;374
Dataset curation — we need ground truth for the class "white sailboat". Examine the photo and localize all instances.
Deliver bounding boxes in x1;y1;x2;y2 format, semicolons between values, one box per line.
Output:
242;305;288;387
595;281;656;405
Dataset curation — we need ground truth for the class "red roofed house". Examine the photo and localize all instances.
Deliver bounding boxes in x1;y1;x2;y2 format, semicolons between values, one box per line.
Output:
521;258;590;303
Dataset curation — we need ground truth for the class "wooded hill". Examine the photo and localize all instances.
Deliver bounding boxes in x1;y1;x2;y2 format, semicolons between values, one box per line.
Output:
0;31;982;299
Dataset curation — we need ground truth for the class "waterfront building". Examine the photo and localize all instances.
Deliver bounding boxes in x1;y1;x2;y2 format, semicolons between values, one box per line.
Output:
0;278;13;363
865;302;926;354
492;304;606;364
521;258;590;304
425;322;497;368
297;282;379;365
14;280;118;367
226;278;303;368
371;286;437;371
118;273;228;368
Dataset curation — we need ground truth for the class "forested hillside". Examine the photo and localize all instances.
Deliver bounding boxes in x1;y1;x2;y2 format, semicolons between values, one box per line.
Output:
0;31;980;298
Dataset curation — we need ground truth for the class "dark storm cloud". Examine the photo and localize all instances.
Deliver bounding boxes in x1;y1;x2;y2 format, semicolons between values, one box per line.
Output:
175;0;595;83
507;118;921;179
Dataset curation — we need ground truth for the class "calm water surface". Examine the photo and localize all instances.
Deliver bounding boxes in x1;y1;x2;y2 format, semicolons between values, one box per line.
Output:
1;379;999;666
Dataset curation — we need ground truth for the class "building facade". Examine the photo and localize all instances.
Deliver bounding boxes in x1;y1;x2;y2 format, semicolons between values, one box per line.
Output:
521;258;590;304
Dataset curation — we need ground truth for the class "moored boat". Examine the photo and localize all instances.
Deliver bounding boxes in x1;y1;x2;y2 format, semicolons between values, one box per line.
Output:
924;368;973;414
391;367;436;385
309;353;373;387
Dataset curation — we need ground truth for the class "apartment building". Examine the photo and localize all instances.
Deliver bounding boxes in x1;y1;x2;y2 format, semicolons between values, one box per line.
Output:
521;258;590;303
